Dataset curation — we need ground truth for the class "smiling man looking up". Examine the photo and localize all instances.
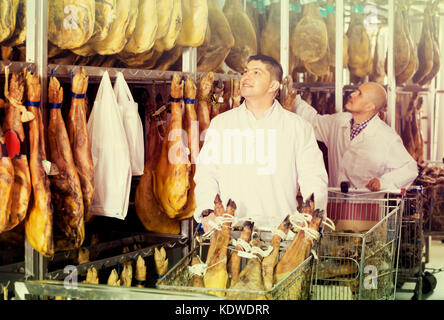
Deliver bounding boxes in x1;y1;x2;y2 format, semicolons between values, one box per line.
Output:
194;55;328;232
293;82;418;191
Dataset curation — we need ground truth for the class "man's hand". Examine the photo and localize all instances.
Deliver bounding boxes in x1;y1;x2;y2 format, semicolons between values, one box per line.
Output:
201;210;216;234
366;178;381;192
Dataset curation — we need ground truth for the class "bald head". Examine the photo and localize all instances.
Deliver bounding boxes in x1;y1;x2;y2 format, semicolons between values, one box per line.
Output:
362;82;388;112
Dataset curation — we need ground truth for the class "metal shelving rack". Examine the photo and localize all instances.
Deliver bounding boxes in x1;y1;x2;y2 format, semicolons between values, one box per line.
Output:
0;0;442;300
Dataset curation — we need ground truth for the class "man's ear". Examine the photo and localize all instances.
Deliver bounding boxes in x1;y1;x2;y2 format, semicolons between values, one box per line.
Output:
366;101;376;113
269;80;280;93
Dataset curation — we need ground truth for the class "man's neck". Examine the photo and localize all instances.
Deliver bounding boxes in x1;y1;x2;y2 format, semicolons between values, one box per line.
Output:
244;97;275;120
352;112;375;126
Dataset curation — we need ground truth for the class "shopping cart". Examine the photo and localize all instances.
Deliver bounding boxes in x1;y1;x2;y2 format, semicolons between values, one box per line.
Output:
396;187;425;300
310;188;403;300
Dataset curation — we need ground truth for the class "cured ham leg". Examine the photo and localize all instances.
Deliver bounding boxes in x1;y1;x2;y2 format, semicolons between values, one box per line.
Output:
2;71;31;232
0;139;14;233
135;97;180;234
153;73;191;219
227;220;254;285
274;200;324;298
176;76;199;220
231;78;241;108
197;72;214;148
48;76;85;251
227;233;265;300
220;79;232;113
24;70;54;257
67;68;94;223
205;194;226;264
262;215;291;291
191;256;205;288
210;80;223;119
412;6;434;84
203;199;236;296
281;76;298;112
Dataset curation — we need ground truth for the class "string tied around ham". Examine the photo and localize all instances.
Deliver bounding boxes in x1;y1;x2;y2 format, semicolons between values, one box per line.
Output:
187;257;227;277
3;66;35;123
228;238;273;260
289;210;336;241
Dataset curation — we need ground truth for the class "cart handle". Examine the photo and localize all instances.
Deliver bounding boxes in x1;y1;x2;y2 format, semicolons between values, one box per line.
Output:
328;187;407;195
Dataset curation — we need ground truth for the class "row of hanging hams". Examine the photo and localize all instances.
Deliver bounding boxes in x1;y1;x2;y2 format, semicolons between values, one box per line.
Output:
44;0;257;75
0;67;94;257
188;195;326;299
135;72;241;234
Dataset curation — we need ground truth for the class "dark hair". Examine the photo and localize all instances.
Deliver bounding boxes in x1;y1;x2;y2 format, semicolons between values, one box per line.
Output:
247;54;283;84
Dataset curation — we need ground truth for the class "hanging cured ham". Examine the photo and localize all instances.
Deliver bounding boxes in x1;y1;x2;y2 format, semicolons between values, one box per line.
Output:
123;0;158;55
2;0;25;47
153;73;191;219
260;2;281;64
395;5;418;85
0;136;13;233
48;0;95;50
281;75;298;112
24;70;54;257
135;99;180;234
393;6;410;77
47;75;85;251
176;0;208;47
370;27;387;85
175;77;199;220
71;0;117;56
419;9;441;86
155;0;174;41
0;0;19;44
197;72;214;147
91;0;138;56
347;5;372;82
66;68;94;223
412;6;434;85
197;0;234;72
292;3;328;64
154;0;182;52
1;71;31;232
223;0;257;73
231;77;241;108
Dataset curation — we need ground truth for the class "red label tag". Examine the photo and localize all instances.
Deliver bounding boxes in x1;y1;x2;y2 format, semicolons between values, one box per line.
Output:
327;202;381;221
4;130;21;158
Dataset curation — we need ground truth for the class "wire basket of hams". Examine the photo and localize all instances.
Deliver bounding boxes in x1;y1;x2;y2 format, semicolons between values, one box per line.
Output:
156;194;334;300
415;161;444;233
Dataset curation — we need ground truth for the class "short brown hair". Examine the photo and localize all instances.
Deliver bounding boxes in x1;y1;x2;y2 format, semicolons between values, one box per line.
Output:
248;54;283;84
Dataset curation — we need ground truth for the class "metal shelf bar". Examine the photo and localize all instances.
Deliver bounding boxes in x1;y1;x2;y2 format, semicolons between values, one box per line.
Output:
46;240;181;281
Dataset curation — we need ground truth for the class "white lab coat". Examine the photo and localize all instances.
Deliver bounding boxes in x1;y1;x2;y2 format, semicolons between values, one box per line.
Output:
293;95;418;190
193;100;328;230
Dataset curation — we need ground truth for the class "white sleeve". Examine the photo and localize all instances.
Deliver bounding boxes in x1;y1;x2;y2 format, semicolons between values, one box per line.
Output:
295;122;329;214
193;122;221;223
292;95;337;144
379;136;419;190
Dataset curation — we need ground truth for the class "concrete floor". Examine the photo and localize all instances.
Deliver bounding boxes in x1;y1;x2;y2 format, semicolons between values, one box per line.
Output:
396;239;444;300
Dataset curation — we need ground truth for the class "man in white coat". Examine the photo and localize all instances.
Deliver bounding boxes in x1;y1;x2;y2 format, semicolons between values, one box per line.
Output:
293;82;418;191
194;55;328;232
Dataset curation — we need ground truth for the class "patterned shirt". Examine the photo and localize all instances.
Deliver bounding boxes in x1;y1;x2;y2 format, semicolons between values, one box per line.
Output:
350;117;372;140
